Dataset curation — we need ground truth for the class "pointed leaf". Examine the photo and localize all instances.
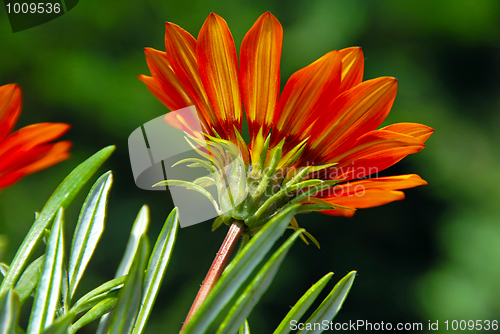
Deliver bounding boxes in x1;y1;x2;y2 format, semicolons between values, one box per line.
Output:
107;238;148;334
0;146;115;295
14;256;44;304
115;206;150;278
182;205;298;334
132;208;179;334
95;206;149;334
0;263;8;277
27;209;65;334
273;273;333;334
68;171;112;299
70;277;124;315
217;230;305;334
0;289;20;334
297;271;356;334
238;320;250;334
68;298;116;334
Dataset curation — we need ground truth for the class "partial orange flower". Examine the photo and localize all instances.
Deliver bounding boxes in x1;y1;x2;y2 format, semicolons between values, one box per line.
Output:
140;12;433;218
0;84;71;190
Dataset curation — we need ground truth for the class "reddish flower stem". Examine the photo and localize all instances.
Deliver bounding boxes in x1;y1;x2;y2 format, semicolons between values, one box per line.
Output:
180;220;246;332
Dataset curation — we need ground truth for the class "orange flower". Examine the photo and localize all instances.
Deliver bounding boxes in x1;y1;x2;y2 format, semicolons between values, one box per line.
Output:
0;84;71;190
140;12;433;218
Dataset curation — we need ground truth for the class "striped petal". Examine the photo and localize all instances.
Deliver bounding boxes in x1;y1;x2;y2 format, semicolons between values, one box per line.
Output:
138;75;183;111
164;22;221;134
273;51;342;147
240;12;282;162
338;47;364;93
0;84;22;143
319;174;427;217
142;48;193;110
302;77;398;164
326;130;424;181
380;122;434;143
197;13;242;141
0;141;71;189
0;123;70;160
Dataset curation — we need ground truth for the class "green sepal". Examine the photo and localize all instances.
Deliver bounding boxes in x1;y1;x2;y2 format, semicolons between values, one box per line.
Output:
153;179;220;214
254;132;272;172
212;217;225;232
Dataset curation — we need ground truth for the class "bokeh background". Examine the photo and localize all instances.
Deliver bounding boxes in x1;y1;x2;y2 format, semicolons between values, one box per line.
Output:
1;0;500;332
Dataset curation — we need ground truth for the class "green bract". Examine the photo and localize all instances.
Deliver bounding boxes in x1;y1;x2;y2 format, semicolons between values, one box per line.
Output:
155;132;351;236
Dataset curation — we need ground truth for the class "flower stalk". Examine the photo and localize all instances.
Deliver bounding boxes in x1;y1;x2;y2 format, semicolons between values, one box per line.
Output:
181;220;246;332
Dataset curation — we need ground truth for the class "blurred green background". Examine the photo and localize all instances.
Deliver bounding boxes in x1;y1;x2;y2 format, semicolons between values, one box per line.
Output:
1;0;500;332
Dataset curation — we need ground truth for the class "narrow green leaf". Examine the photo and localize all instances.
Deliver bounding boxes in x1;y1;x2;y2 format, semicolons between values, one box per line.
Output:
182;205;299;334
61;263;69;315
273;273;333;334
68;298;116;334
217;229;305;334
0;289;20;334
95;206;149;334
27;209;65;334
132;208;179;334
108;238;148;334
0;263;8;277
0;146;115;295
238;320;250;334
70;278;124;315
68;172;113;299
42;313;75;334
14;256;44;304
115;206;150;278
297;271;356;334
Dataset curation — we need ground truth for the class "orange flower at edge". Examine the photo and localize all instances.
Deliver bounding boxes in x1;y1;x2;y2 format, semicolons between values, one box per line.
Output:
139;12;434;217
0;84;71;190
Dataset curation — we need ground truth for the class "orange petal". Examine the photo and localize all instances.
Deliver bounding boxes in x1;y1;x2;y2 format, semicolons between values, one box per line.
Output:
0;123;70;159
240;12;282;161
138;75;183;111
321;208;357;217
142;48;193;111
319;174;427;217
0;84;22;143
0;141;71;189
20;141;72;174
274;51;342;145
380;122;434;143
338;47;364;93
197;13;242;141
322;189;405;216
164;22;221;134
304;77;398;164
322;174;427;197
326;130;424;181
